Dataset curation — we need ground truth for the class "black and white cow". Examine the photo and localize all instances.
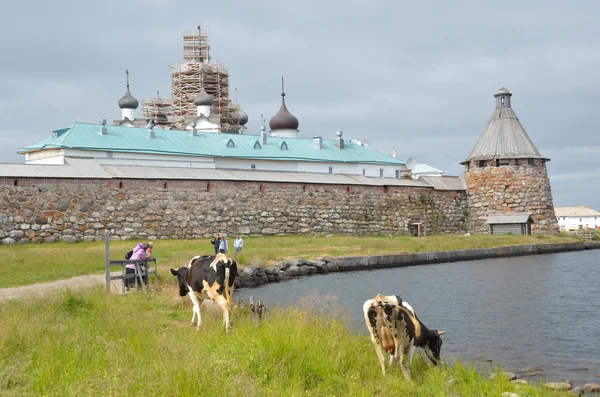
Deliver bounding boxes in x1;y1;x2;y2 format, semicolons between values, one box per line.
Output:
171;253;237;331
363;294;445;379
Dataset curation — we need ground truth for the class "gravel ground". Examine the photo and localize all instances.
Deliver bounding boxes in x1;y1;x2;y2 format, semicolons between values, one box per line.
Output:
0;275;105;301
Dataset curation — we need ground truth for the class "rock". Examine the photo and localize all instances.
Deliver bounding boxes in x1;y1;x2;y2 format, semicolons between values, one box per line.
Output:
569;387;583;396
511;379;528;385
0;214;8;223
45;236;57;243
501;393;518;397
286;265;301;277
489;372;517;381
275;261;290;270
583;383;600;392
18;238;30;244
2;237;16;245
61;235;78;243
9;230;24;238
543;381;572;391
298;265;310;276
519;366;542;373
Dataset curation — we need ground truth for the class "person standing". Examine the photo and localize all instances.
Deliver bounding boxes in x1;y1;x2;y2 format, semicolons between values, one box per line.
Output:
233;234;244;257
210;234;221;255
219;236;228;254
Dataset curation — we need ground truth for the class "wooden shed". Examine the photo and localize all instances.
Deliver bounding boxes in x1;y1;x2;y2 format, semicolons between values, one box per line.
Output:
486;214;534;235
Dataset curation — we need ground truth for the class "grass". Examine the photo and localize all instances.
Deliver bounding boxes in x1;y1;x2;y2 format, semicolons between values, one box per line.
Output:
0;286;570;396
0;234;578;288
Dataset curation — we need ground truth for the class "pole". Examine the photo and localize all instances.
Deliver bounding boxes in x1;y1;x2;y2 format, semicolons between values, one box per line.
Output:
104;230;110;290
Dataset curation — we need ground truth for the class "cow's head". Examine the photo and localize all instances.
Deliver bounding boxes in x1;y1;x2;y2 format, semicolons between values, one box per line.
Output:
423;330;446;365
170;267;189;297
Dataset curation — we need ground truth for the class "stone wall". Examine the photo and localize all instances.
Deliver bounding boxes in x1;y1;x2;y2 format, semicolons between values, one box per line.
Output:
464;160;559;234
0;177;468;244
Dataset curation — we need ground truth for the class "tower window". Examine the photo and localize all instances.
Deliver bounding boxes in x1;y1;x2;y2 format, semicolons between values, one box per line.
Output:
501;97;505;105
479;160;487;168
528;158;534;166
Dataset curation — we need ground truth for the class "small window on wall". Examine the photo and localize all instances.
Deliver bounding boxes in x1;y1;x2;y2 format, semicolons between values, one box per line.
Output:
328;166;333;174
251;164;256;170
362;169;366;176
379;169;384;178
106;151;113;158
395;169;399;178
479;160;487;168
528;158;534;166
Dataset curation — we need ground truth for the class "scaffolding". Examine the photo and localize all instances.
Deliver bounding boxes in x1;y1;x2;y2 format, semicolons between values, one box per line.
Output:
141;95;173;128
140;26;243;132
182;27;211;63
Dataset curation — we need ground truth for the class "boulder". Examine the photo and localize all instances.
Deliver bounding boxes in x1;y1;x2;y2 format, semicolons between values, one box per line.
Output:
583;383;600;393
298;265;310;276
569;387;583;396
511;379;528;385
9;230;24;239
61;235;78;243
543;381;572;391
286;265;301;277
2;238;16;245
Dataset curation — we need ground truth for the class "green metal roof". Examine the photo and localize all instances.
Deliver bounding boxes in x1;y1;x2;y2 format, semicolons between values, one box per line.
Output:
20;122;405;165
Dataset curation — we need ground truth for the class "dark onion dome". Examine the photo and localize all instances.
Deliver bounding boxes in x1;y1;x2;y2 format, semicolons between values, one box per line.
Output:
194;88;214;106
118;89;139;109
236;106;248;125
155;114;169;125
118;117;134;127
269;92;299;130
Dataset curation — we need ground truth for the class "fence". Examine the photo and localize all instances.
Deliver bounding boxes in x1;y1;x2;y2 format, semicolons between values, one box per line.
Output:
104;231;158;294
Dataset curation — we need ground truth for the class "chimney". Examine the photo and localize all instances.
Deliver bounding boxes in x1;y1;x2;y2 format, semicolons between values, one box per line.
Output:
148;124;155;139
99;119;108;135
313;137;322;149
190;121;197;137
335;130;344;149
260;122;267;145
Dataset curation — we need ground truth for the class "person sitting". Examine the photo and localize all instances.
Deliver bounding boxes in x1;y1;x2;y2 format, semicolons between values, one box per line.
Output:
125;242;149;290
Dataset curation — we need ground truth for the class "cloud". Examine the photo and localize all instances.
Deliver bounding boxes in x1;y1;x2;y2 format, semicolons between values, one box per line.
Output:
1;0;599;208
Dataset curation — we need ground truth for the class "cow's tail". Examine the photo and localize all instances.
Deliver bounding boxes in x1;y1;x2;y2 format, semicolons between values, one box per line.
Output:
224;260;231;307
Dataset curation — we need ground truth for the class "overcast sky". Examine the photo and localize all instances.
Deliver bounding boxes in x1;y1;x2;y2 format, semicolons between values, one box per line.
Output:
0;0;598;209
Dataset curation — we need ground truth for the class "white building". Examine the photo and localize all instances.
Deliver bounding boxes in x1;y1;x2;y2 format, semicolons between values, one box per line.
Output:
554;206;600;231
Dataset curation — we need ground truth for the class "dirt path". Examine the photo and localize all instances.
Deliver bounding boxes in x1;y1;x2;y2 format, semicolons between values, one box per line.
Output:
0;275;105;301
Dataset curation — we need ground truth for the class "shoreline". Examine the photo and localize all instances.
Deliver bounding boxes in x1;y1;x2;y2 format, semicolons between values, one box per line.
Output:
237;240;600;288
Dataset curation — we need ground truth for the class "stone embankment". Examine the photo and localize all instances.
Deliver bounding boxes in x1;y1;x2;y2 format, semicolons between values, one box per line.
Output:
235;241;600;288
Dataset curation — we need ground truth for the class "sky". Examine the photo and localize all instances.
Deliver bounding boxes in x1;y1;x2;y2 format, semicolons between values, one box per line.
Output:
0;0;599;209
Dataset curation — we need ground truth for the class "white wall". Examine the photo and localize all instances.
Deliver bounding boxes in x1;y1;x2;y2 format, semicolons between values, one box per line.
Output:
122;108;136;120
216;158;299;172
557;216;600;231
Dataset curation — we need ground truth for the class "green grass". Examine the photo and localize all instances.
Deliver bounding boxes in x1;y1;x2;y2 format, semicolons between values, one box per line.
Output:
0;287;569;396
0;234;578;288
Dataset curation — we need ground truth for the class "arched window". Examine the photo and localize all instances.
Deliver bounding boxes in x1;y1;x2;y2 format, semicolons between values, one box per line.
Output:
253;141;261;149
280;141;288;150
227;139;235;148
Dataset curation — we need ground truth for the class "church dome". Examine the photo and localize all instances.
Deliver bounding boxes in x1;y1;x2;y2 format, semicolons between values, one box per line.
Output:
269;93;299;131
236;106;248;126
194;88;214;106
118;90;139;109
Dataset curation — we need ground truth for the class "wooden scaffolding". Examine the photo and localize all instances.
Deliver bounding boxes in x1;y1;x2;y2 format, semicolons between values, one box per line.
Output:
141;95;173;128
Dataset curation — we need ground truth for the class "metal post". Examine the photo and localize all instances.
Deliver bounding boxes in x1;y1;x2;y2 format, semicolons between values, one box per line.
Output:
104;230;110;290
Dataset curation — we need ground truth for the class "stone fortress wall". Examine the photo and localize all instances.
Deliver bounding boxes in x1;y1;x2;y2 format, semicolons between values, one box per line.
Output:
464;158;559;234
0;177;469;244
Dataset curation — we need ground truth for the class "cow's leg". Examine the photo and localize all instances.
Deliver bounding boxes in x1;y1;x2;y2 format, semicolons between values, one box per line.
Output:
394;343;410;381
214;295;231;332
188;292;203;330
406;343;417;366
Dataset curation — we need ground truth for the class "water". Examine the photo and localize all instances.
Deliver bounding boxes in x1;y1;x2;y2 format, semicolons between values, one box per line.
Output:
237;250;600;385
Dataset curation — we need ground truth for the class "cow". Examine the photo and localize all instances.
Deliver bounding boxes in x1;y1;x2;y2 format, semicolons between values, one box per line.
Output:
363;294;445;379
170;253;237;332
